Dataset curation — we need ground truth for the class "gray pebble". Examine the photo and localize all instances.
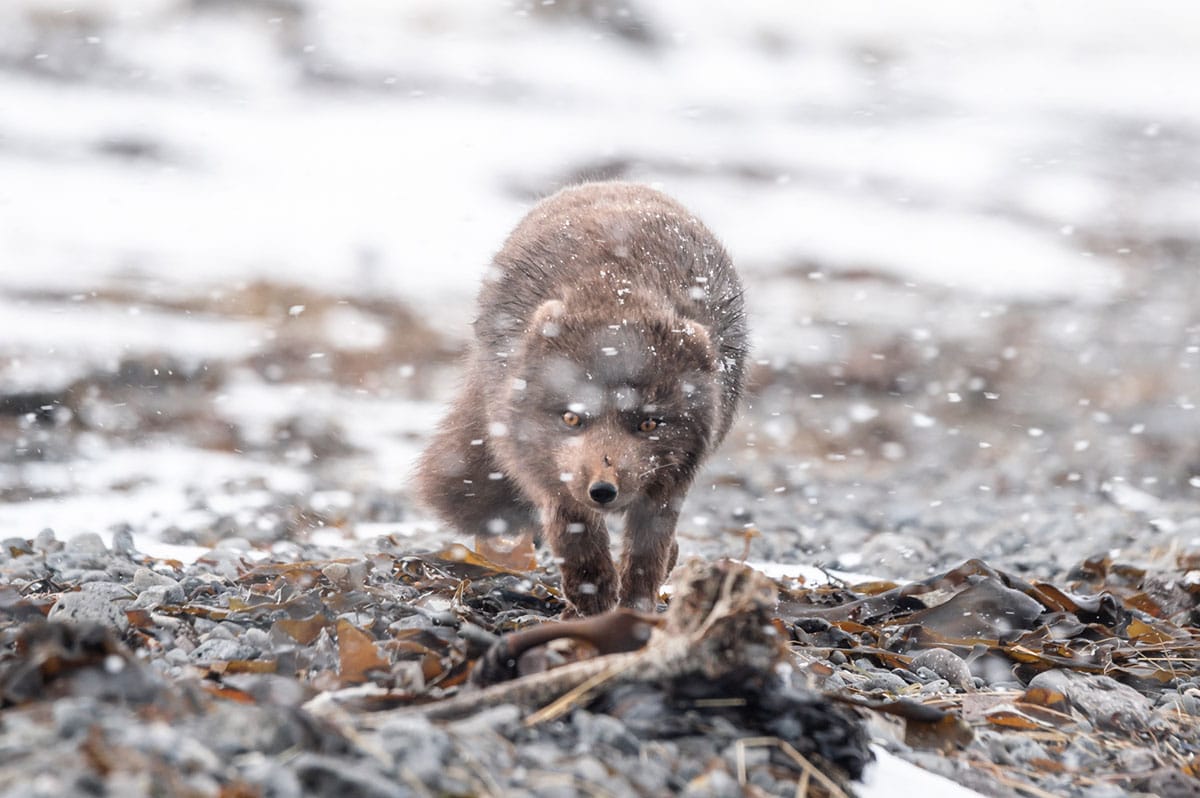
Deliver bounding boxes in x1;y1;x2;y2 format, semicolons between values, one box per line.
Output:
164;648;190;667
172;737;221;773
190;638;257;663
572;755;610;785
378;715;451;783
75;569;118;584
321;562;354;589
683;765;741;798
51;698;96;739
216;536;253;552
65;532;108;556
130;584;185;609
861;670;908;694
910;647;974;691
79;581;133;599
150;613;182;630
206;624;236;641
518;741;563;770
34;528;58;552
628;753;672;795
915;666;941;682
132;567;180;592
111;527;137;557
1028;669;1152;732
240;628;272;653
1158;690;1200;716
1078;785;1132;798
919;678;952;695
574;711;640;756
236;755;302;798
446;703;521;736
201;549;244;581
1;537;33;559
288;753;411;798
192;618;218;635
48;590;130;633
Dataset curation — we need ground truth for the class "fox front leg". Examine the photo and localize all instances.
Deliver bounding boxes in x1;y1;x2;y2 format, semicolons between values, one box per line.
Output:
544;505;618;617
618;497;680;612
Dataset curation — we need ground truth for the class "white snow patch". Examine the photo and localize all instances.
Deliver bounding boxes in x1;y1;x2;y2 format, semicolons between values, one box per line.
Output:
0;446;310;542
3;0;1176;313
860;746;986;798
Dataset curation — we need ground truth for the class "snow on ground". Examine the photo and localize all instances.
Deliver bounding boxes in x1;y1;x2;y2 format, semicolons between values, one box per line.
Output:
0;299;267;391
861;747;986;798
5;0;1192;310
0;444;311;537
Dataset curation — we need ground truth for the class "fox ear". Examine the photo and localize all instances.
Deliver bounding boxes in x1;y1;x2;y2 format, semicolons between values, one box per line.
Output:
677;319;718;370
528;299;566;339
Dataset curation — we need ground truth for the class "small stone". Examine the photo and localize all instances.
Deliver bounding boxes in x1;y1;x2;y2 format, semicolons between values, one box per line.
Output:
236;755;302;798
150;613;182;630
627;752;672;795
241;628;272;653
76;569;118;584
52;698;96;739
132;567;181;592
574;711;639;755
206;624;236;641
1028;669;1152;732
190;638;257;663
49;590;130;633
76;580;129;600
1;537;33;558
130;584;185;609
34;528;58;552
572;755;609;784
290;754;413;798
919;678;952;695
174;737;220;773
910;648;974;690
322;562;351;588
446;703;521;736
216;536;253;552
861;670;908;694
164;648;190;666
378;715;451;783
683;767;740;798
66;532;108;556
111;527;137;557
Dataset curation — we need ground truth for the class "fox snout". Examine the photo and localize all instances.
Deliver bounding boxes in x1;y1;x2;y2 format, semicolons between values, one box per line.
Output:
588;480;619;505
583;454;627;510
565;445;635;511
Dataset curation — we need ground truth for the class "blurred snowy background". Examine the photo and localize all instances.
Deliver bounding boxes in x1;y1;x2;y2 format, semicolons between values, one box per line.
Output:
1;1;1197;573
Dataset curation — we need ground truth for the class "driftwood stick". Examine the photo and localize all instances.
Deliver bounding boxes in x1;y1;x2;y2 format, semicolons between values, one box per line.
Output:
327;559;782;727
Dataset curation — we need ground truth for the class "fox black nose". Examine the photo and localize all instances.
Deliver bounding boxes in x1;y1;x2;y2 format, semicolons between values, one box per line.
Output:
588;481;618;505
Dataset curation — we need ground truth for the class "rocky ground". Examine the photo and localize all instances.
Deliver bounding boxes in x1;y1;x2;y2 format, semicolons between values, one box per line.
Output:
2;2;1200;796
1;247;1197;796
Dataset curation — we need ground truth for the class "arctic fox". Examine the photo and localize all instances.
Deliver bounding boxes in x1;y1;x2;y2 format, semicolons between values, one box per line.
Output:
416;182;747;616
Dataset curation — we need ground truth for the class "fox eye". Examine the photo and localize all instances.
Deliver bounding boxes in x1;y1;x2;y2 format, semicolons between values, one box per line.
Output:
562;410;581;428
638;418;660;433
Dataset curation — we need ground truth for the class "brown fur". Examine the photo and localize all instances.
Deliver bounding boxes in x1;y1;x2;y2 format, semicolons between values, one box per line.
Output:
416;182;747;615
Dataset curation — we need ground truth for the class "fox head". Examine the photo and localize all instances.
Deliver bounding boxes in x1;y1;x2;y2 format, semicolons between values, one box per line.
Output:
494;298;720;513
